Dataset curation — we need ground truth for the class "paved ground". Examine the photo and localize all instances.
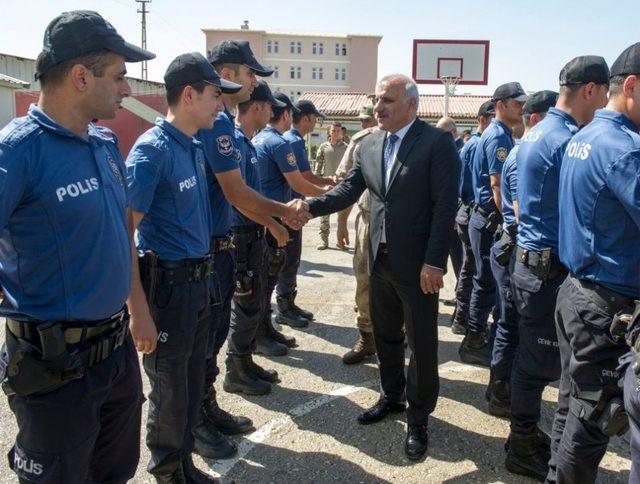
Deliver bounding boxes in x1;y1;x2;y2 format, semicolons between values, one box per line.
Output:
0;214;632;483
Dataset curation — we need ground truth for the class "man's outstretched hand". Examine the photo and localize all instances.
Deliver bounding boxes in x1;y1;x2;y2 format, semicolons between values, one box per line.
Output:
283;199;312;230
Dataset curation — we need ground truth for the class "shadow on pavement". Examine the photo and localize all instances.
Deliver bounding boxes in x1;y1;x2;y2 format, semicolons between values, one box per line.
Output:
299;259;354;277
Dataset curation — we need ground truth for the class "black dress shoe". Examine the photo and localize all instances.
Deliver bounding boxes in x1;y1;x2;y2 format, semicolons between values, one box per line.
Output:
182;454;217;483
357;397;406;425
405;424;429;460
192;422;237;459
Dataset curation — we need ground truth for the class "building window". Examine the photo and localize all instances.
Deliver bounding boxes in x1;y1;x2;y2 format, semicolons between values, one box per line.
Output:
290;66;302;79
341;43;347;56
311;67;317;80
335;43;340;56
311;68;323;80
273;66;279;79
319;42;324;55
267;41;272;53
341;68;346;80
290;41;302;54
312;42;324;55
312;42;317;55
274;41;279;53
334;68;339;80
318;67;324;80
267;40;279;54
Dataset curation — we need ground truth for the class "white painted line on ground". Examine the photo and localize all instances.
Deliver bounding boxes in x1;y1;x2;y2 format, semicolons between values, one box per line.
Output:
208;362;478;478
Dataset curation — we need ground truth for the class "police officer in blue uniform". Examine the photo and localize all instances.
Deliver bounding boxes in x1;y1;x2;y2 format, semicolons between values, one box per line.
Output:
126;52;241;483
547;45;640;483
224;80;291;397
0;11;154;484
253;92;329;353
485;90;557;418
505;56;610;482
452;100;495;335
196;41;309;455
460;82;528;366
279;100;333;328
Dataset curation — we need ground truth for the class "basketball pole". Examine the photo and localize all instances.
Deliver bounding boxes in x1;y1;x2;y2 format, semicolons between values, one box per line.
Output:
444;84;450;117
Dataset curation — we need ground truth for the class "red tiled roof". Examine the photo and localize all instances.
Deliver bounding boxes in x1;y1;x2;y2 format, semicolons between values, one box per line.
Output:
300;91;492;120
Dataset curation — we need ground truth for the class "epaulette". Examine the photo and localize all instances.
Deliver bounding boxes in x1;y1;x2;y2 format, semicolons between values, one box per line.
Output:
351;126;377;143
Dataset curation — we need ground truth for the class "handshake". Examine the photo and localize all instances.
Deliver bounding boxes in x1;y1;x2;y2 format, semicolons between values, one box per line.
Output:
282;199;312;230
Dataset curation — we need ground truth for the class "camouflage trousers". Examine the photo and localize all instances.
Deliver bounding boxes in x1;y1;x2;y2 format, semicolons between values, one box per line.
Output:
353;209;372;333
319;215;331;244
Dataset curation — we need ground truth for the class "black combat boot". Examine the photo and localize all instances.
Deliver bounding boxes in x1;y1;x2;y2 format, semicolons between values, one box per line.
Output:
223;355;272;395
154;463;187;484
342;330;376;365
192;422;237;460
486;377;510;418
254;312;289;356
450;306;468;335
182;454;217;483
245;357;280;383
275;293;309;328
265;309;297;347
201;387;253;435
505;430;551;482
287;290;314;320
458;330;491;367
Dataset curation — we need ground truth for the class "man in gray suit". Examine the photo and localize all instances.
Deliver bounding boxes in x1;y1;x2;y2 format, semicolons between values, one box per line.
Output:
307;74;460;460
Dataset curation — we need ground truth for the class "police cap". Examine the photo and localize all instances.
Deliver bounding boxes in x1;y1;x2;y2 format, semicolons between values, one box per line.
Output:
273;92;302;115
296;100;325;118
477;100;495;117
559;55;609;86
249;79;286;107
610;43;640;77
523;90;558;115
208;40;273;77
164;52;242;93
35;10;155;80
492;82;528;102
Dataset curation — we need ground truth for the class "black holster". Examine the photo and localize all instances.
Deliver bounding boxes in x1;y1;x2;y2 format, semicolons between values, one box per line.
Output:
234;233;254;297
493;225;517;267
569;383;629;437
2;323;84;397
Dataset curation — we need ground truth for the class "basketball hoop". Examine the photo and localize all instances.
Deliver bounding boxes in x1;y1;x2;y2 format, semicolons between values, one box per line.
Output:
440;76;460;117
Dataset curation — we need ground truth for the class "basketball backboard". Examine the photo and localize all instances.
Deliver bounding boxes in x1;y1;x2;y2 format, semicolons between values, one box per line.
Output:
412;39;490;85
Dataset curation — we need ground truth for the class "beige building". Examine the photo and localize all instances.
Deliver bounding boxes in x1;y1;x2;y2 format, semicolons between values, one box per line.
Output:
202;22;382;101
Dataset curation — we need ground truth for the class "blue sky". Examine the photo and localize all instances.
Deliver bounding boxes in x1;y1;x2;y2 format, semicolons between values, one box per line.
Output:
2;0;637;95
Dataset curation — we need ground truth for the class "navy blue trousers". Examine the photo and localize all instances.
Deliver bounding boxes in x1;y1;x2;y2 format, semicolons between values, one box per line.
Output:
467;211;497;334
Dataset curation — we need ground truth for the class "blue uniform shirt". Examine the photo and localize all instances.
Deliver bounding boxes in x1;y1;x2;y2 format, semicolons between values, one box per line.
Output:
283;128;311;200
0;105;130;321
458;132;480;205
232;125;262;227
198;109;242;237
517;108;579;255
501;140;520;229
127;119;211;260
472;119;514;209
559;109;640;297
253;125;298;203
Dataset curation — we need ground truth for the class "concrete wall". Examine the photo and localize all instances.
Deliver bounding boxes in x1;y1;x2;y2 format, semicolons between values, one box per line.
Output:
349;36;381;92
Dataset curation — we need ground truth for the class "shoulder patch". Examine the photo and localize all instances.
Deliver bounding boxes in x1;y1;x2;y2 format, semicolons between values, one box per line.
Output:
286;152;297;166
351;127;376;142
217;135;234;156
496;147;508;161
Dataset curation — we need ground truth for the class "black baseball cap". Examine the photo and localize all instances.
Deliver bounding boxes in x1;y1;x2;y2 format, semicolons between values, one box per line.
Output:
610;43;640;78
296;100;325;118
164;52;242;93
208;40;273;77
559;55;609;86
478;100;495;117
35;10;155;80
249;79;286;107
273;92;301;114
523;90;558;115
492;82;528;102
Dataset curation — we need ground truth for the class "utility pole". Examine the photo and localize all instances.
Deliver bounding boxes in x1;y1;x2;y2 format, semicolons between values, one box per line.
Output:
136;0;151;80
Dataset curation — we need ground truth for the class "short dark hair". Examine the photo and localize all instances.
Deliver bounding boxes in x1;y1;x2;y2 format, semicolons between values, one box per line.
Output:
36;49;113;89
609;75;627;97
270;106;290;123
461;129;472;137
331;121;342;128
559;84;584;98
292;112;306;124
523;111;547;128
166;81;207;106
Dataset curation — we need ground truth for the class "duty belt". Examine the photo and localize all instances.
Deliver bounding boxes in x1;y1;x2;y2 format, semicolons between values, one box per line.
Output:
231;225;265;242
211;234;235;253
7;308;127;345
473;201;497;217
6;310;128;370
146;253;214;285
516;246;567;281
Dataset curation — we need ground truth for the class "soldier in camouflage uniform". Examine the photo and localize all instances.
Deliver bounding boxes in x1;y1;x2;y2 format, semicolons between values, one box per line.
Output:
315;122;348;249
335;103;378;364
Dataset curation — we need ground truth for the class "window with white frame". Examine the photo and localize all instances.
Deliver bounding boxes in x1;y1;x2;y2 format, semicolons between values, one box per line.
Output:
290;41;302;54
341;43;347;56
290;66;302;79
312;42;324;55
267;41;273;53
335;43;340;56
318;42;324;55
274;41;279;53
334;68;339;80
311;67;317;80
341;68;346;80
273;66;279;79
318;67;324;80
